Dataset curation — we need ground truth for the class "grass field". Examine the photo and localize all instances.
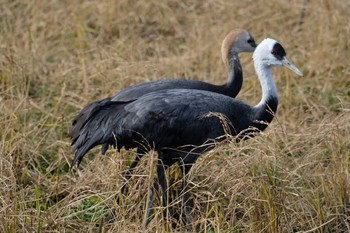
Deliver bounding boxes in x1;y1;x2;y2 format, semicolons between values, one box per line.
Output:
1;0;349;232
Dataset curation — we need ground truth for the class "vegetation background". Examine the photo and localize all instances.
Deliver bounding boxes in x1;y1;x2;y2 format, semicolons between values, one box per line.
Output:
0;0;349;232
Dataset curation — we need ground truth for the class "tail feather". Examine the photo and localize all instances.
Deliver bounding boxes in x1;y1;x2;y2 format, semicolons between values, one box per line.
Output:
70;98;112;144
71;100;133;167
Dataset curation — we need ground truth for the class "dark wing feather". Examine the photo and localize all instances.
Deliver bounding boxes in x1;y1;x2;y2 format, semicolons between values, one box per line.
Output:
70;79;220;152
70;98;111;143
71;100;133;166
72;89;254;166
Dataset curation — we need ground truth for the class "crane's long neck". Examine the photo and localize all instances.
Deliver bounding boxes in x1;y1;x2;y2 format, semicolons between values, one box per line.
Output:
222;51;242;98
253;59;278;129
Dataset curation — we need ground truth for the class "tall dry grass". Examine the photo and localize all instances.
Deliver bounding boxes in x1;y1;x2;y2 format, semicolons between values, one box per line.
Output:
0;0;349;232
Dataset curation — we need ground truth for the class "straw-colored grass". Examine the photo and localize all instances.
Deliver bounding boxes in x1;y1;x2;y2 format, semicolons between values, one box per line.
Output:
1;0;349;232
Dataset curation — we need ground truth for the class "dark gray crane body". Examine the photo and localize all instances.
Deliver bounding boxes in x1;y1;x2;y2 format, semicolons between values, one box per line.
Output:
72;89;277;166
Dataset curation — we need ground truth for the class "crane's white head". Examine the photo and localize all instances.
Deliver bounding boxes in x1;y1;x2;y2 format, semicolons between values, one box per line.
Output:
253;38;303;76
221;29;257;68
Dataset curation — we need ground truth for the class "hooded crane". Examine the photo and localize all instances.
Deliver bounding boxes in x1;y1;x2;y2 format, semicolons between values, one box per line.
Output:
70;29;256;210
70;28;257;153
70;29;256;205
71;38;303;226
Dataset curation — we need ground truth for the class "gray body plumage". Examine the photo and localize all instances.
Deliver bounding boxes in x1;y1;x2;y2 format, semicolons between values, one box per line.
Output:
72;88;277;167
70;59;243;144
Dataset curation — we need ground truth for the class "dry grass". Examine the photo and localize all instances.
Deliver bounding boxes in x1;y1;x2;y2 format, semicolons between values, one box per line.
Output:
0;0;349;232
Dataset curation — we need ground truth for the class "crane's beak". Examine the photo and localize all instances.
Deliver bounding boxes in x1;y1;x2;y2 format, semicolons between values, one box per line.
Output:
281;57;303;76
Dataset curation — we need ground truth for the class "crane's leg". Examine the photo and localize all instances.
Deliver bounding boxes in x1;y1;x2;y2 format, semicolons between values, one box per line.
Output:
179;159;193;229
145;166;161;227
101;143;109;154
158;153;171;212
116;150;144;204
145;152;174;227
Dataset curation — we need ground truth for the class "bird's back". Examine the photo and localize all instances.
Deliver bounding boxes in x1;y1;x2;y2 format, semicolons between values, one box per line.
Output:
110;78;226;102
120;89;252;147
72;89;267;166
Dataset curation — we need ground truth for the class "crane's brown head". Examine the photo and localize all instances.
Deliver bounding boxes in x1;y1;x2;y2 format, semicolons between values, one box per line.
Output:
221;29;257;69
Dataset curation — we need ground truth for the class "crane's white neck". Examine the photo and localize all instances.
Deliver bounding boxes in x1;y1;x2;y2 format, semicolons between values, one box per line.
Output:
253;59;278;107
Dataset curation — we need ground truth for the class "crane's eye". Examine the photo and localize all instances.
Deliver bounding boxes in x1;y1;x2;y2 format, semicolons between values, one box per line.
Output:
271;50;277;55
247;39;253;43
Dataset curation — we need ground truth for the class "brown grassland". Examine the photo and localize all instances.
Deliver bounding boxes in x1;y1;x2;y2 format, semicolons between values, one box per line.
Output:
1;0;349;232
